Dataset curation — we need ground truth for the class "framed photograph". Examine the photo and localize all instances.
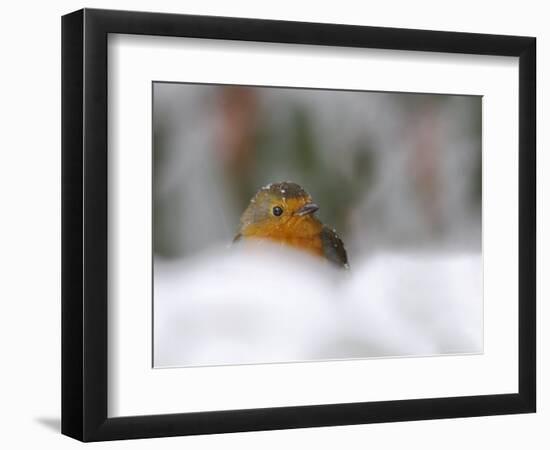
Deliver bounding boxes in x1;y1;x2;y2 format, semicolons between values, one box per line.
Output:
61;8;536;442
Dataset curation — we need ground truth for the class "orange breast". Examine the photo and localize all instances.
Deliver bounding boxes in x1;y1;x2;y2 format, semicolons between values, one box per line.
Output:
273;234;324;257
242;217;324;258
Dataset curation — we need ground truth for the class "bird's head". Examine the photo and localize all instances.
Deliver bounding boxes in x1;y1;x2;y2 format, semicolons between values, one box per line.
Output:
238;181;320;238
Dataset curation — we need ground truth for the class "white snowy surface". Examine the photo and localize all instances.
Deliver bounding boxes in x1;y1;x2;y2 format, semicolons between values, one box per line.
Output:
154;246;482;368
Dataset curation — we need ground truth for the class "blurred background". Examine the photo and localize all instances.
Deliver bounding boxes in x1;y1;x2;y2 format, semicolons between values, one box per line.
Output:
153;83;481;260
152;83;482;368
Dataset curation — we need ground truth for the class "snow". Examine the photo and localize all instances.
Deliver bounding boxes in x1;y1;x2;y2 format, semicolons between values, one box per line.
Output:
154;245;482;368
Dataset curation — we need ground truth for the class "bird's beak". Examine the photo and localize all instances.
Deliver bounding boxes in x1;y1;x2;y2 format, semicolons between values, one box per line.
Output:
295;202;319;216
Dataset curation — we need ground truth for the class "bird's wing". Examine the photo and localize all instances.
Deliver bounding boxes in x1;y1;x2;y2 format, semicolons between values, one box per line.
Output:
233;233;242;243
321;226;349;269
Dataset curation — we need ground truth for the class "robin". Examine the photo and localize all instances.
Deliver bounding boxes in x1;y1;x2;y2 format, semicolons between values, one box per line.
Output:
234;181;349;269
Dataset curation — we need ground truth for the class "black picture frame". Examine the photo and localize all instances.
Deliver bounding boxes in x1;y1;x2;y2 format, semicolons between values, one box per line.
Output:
61;8;536;442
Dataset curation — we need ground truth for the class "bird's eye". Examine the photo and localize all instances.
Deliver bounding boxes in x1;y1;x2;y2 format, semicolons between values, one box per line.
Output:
272;206;283;216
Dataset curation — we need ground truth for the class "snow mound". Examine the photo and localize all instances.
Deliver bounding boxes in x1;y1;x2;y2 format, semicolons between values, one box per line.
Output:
154;245;482;367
